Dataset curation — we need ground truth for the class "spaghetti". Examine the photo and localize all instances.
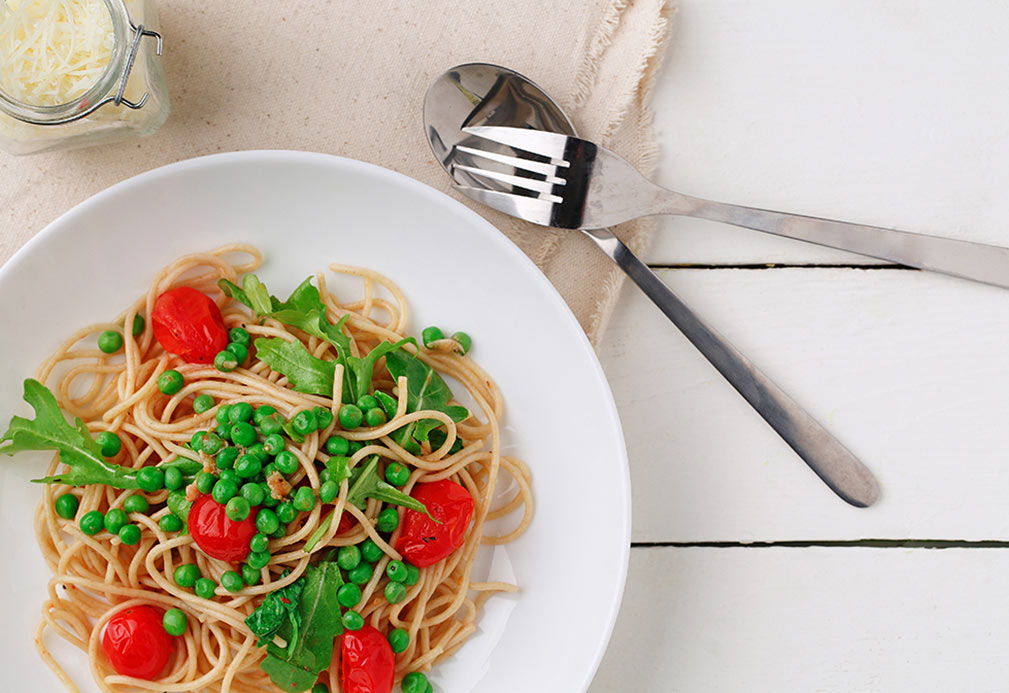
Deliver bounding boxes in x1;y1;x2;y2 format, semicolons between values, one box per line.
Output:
10;244;533;692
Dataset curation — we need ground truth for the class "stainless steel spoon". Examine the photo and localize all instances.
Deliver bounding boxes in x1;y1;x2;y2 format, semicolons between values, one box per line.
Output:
423;63;880;507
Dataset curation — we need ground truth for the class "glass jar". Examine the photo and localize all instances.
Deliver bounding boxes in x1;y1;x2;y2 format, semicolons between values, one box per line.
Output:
0;0;169;155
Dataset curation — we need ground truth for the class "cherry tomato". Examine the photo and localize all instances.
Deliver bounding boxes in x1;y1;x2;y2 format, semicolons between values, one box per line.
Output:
341;625;395;693
188;494;257;562
152;287;229;364
337;512;356;534
395;479;474;568
101;605;173;680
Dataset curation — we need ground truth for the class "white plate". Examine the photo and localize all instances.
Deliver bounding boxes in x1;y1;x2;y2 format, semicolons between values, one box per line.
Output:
0;151;629;693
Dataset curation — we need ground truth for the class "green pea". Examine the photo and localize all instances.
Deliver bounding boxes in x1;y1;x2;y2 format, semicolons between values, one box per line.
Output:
216;422;232;439
235;454;263;479
216;446;239;470
402;672;429;693
157;370;184;395
360;539;383;563
241;482;265;506
131;314;145;337
356;394;379;411
337;582;361;608
229;327;251;346
313;406;334;430
252;404;276;424
193;394;215;414
255;508;280;534
337;545;361;570
384;581;407;604
241;563;261;586
247;549;270;569
271;523;288;539
319;469;331;483
262;433;285;456
387;627;409;654
291;409;318;436
174;563;200;588
260;484;279;507
123;494;149;515
162;608;187;636
348;562;373;585
376;508;399;533
163;466;184;490
273;450;299;475
229;402;254;424
98;330;123;354
275;502;295;527
54;493;79;519
451;331;471;355
159;514;182;532
312;683;330;693
79;510;104;535
404;563;420;586
230;422;256;447
292;487;315;512
95;431;122;457
136;467;165;492
216;403;232;424
195;471;216;494
221;571;244;592
319;480;339;503
324;436;350;456
259;412;285;436
226;496;251;522
225;342;249;363
214;350;238;372
118;524;141;545
211;478;237;504
421;326;444;347
347;440;364;455
200;432;224;455
385;462;409;487
247;441;268;460
219;469;240;486
341;610;364;631
339;404;363;430
194;577;216;599
262;462;278;478
104;508;128;534
364;408;387;427
386;560;409;583
250;532;270;556
190;431;207;451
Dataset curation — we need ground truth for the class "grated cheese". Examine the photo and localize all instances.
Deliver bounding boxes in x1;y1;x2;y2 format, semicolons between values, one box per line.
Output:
0;0;114;107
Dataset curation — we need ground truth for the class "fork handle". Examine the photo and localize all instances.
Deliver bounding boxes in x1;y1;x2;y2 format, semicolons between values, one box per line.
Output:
583;227;880;507
667;193;1009;288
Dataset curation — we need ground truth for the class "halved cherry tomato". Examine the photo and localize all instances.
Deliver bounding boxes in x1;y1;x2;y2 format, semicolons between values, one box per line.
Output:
188;494;257;562
102;605;173;680
152;287;229;364
337;512;356;535
395;479;474;568
341;625;395;693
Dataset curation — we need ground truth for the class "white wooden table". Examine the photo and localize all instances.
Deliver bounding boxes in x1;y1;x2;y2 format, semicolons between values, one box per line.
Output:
588;2;1009;690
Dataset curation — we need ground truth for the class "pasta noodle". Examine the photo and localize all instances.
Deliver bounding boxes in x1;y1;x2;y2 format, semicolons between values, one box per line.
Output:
23;244;534;692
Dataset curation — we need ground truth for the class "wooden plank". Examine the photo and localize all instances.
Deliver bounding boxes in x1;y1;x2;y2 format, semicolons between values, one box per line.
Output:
599;267;1009;542
645;0;1009;265
590;546;1009;692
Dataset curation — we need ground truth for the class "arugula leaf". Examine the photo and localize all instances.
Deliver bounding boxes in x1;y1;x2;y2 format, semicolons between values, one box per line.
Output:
167;489;192;531
344;338;414;403
374;390;398;418
254;338;335;397
346;455;435;520
260;562;344;692
245;575;305;648
384;350;469;451
218;275;273;317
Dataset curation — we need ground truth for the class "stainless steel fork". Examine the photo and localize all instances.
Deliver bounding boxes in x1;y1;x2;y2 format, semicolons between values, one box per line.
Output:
456;125;1009;289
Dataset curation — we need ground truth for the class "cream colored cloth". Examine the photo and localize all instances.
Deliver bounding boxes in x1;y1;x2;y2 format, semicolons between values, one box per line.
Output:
0;0;673;344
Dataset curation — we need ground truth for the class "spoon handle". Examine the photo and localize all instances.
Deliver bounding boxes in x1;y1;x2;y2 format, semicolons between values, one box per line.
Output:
582;227;880;507
669;193;1009;289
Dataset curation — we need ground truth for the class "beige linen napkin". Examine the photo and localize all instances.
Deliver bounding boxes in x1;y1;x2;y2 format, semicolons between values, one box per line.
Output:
0;0;672;344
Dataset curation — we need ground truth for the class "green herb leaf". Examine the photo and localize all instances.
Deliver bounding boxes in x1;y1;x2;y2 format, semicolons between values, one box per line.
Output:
260;562;344;692
374;391;398;419
254;338;335;397
167;489;192;531
346;455;435;520
344;338;415;404
245;575;305;648
384;350;469;450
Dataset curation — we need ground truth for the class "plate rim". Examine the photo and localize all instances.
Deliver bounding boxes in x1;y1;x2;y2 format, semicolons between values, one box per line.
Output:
0;149;631;692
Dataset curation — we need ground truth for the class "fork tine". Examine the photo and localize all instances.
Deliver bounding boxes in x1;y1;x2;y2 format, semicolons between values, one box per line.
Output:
462;126;571;161
452;183;557;227
451;163;564;199
454;145;566;181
